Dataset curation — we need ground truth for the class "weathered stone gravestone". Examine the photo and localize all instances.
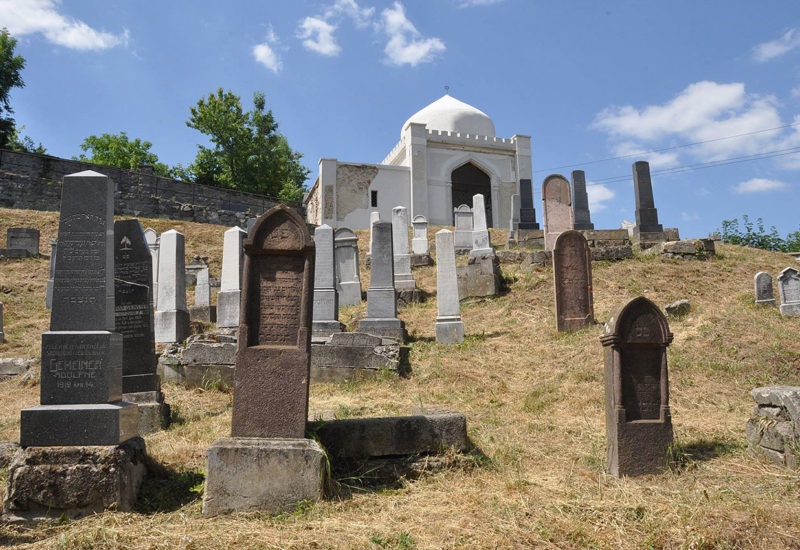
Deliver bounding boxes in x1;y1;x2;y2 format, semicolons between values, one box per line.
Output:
203;205;324;516
358;220;406;343
45;239;57;309
217;226;247;329
601;296;673;477
143;228;159;309
553;231;594;332
571;170;594;231
154;230;190;343
471;194;494;257
334;227;362;307
392;206;416;290
6;228;40;256
312;224;343;338
453;204;473;252
518;177;540;230
509;193;520;235
0;301;4;343
435;229;464;343
368;211;380;256
747;386;800;468
632;161;664;246
189;266;213;323
114;219;169;434
754;271;776;307
778;267;800;316
7;171;144;521
542;174;574;252
412;215;429;255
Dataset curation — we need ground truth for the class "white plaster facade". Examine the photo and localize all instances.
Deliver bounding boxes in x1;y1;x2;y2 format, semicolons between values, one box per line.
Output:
305;94;532;229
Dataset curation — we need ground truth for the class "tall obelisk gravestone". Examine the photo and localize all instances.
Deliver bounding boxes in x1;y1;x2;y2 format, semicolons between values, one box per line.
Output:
312;224;343;338
632;161;664;247
435;229;464;343
20;171;138;447
217;226;247;329
115;219;170;434
571;170;594;231
203;205;324;516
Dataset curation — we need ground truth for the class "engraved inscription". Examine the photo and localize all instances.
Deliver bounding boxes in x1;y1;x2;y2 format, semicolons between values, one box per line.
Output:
46;341;104;391
555;242;590;320
783;274;800;303
621;348;662;420
252;255;304;346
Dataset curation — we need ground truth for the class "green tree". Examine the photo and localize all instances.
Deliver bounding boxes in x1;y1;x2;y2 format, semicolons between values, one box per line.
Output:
719;215;799;252
186;89;308;201
75;131;172;177
7;124;46;154
0;28;27;148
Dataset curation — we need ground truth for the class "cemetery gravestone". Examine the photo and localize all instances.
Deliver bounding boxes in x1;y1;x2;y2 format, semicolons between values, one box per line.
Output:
358;220;406;342
7;228;40;256
143;228;159;309
154;230;190;343
190;266;213;323
45;239;57;309
632;161;664;244
217;226;247;328
312;224;342;338
601;296;673;477
0;301;3;343
203;205;323;516
435;229;464;343
553;231;594;331
368;211;380;256
510;193;521;234
571;170;594;231
778;267;800;316
334;227;362;307
20;171;138;447
518;178;540;230
454;204;474;252
115;219;169;434
754;272;776;307
412;215;429;255
542;174;574;252
392;206;416;290
471;194;493;257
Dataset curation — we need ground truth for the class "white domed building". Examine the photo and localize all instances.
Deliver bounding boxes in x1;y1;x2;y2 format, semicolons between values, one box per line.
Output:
304;94;535;230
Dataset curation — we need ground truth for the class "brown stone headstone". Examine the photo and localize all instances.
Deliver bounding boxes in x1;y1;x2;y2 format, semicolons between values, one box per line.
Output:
553;230;593;332
231;205;315;439
542;174;574;252
600;297;673;477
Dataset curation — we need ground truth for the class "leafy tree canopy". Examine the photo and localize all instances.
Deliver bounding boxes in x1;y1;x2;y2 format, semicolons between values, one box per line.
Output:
719;215;800;253
186;89;308;203
0;28;27;149
75;131;172;177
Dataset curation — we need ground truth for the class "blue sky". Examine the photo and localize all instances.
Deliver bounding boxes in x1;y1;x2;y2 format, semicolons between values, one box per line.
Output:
2;0;799;238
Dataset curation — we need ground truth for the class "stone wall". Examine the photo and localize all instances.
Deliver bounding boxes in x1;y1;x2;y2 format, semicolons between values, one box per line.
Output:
0;149;301;226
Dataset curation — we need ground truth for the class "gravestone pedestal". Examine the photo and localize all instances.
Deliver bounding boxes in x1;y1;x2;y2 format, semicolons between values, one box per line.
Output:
359;221;406;343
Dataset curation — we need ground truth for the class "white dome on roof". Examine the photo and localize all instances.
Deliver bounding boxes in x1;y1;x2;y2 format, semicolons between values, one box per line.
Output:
403;94;495;138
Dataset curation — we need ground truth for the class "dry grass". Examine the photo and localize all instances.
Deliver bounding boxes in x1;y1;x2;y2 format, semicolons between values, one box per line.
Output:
2;207;800;548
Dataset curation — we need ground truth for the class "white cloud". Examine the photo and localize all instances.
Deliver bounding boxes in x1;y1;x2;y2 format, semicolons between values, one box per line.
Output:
297;16;340;56
733;178;789;194
296;0;374;57
381;2;445;67
792;85;800;98
753;28;800;62
612;141;680;169
586;182;615;212
253;43;281;73
459;0;504;6
0;0;127;50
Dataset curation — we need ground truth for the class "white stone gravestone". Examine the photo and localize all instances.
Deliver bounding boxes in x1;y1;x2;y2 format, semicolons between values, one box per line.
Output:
144;228;159;309
334;227;362;307
435;230;464;343
392;206;416;290
312;224;342;337
470;194;493;257
154;229;190;343
778;267;800;316
412;215;429;255
754;272;776;307
217;226;247;328
453;204;473;251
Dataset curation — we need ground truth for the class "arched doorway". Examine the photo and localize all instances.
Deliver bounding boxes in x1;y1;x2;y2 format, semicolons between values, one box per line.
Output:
451;162;492;227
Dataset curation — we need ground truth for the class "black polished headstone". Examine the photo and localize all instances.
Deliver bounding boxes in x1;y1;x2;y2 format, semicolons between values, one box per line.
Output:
632;161;663;233
571;170;594;231
115;220;159;393
518;178;540;230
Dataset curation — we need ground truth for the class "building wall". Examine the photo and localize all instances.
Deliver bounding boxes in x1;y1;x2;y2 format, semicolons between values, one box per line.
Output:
0;149;298;226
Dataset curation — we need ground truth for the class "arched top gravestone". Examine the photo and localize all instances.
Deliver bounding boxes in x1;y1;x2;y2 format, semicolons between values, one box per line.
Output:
778;267;800;316
234;205;315;438
601;296;673;477
542;174;573;252
552;230;593;332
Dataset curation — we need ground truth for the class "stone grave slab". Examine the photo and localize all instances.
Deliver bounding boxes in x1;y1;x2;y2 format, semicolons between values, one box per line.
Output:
778;267;800;316
334;227;362;307
7;228;39;256
312;224;343;338
154;230;190;343
453;204;473;252
754;271;776;307
542;174;573;252
392;206;416;290
470;194;493;257
553;230;594;332
358;221;406;343
217;226;247;328
435;229;464;343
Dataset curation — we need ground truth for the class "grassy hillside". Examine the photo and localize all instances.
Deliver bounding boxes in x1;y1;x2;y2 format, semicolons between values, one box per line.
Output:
1;207;800;549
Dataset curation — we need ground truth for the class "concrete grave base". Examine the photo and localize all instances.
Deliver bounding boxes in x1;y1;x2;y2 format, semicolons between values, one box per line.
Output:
643;239;715;260
20;402;139;447
397;287;425;307
154;309;190;344
202;437;324;517
506;229;544;250
632;229;666;250
312;320;345;339
410;253;433;267
2;437;147;523
780;303;800;317
435;318;464;344
123;391;170;434
216;290;240;328
607;417;674;477
158;336;237;389
311;332;410;381
457;253;502;300
357;318;407;344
